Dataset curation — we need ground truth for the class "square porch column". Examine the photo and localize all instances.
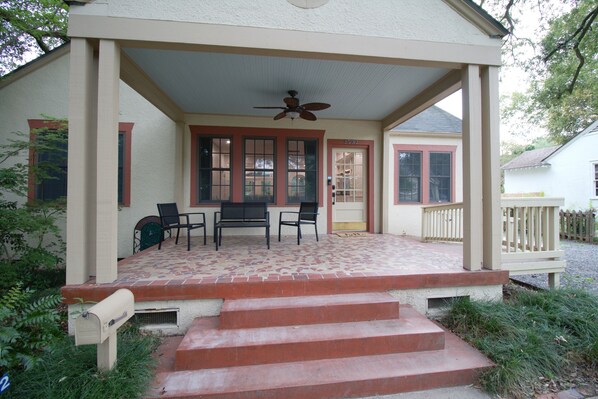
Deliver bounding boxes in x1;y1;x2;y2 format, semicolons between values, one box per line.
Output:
481;66;502;270
66;38;97;285
95;40;121;283
461;65;483;271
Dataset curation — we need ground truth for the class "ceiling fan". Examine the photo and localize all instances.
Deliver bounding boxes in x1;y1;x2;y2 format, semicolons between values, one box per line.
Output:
254;90;330;121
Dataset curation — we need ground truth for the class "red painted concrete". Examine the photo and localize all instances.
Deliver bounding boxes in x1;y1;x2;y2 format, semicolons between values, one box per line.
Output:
147;331;492;399
220;292;400;328
174;306;444;370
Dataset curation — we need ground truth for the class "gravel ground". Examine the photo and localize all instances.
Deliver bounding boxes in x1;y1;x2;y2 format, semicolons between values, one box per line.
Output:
511;240;598;294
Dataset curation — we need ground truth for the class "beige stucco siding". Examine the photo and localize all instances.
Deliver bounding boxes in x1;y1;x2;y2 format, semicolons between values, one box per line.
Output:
70;0;497;47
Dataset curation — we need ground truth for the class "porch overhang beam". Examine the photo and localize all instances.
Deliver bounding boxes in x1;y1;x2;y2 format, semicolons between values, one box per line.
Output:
68;15;503;68
120;53;184;122
381;69;461;132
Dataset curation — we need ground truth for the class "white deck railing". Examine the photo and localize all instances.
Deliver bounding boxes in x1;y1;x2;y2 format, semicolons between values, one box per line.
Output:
421;198;566;287
421;202;463;242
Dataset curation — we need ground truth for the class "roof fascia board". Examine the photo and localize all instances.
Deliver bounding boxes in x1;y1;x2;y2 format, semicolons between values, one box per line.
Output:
120;52;184;122
543;120;598;161
0;44;71;90
443;0;509;38
382;70;462;131
68;15;502;68
388;131;461;139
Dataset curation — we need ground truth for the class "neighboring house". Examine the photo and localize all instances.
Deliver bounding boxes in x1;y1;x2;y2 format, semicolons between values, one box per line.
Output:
0;50;464;255
503;120;598;210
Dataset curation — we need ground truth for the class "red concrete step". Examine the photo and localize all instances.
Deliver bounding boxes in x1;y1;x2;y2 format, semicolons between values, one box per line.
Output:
220;292;400;329
175;305;444;370
148;331;493;399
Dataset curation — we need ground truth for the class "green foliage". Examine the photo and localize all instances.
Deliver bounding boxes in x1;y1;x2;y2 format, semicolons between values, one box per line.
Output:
0;0;69;76
443;288;598;396
0;122;67;271
0;283;62;373
4;326;160;399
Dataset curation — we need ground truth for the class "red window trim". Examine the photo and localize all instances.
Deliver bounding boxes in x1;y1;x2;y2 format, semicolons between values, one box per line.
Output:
189;125;325;207
27;119;133;207
393;144;456;205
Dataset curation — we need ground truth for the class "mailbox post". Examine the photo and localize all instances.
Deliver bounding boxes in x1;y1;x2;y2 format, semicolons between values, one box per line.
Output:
75;289;135;371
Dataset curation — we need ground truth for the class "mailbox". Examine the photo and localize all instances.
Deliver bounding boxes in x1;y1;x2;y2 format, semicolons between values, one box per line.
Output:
75;289;134;346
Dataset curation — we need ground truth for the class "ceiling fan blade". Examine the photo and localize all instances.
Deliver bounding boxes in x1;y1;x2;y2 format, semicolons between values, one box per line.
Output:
301;102;330;111
273;111;287;120
284;97;299;107
254;106;287;109
299;110;317;121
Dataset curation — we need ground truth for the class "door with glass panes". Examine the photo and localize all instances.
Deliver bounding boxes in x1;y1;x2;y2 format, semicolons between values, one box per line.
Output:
332;148;367;231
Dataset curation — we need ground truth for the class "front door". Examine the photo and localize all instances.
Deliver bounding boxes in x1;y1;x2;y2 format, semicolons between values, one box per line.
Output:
332;148;367;231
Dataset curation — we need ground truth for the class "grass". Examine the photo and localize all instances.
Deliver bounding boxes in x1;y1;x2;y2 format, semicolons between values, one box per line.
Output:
442;287;598;397
4;324;160;399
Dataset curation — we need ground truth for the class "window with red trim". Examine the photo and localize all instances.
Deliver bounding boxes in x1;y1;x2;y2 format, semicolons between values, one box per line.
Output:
28;120;132;206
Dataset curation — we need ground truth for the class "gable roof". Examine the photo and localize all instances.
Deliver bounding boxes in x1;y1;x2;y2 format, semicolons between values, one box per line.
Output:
392;105;462;134
501;145;560;170
540;120;598;161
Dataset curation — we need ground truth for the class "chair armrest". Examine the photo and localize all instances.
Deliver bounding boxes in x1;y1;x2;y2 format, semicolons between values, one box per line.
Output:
214;211;221;224
178;213;190;225
183;212;206;224
279;211;299;221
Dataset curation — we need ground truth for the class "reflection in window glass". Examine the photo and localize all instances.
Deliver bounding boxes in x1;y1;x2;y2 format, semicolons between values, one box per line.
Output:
398;151;421;202
287;139;317;203
198;137;231;201
244;138;275;202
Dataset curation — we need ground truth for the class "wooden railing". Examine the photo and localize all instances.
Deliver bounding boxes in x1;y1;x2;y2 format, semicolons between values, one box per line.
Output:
421;202;463;242
560;209;596;243
421;198;565;288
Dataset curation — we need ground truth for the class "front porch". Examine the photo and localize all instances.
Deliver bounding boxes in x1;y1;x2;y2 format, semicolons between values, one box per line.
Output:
62;234;508;324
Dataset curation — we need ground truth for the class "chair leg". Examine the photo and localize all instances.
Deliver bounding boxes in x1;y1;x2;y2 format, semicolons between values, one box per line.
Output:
297;225;301;245
215;228;219;250
267;226;270;249
203;226;206;245
315;224;319;241
158;229;163;250
175;228;180;245
187;228;191;251
278;222;282;241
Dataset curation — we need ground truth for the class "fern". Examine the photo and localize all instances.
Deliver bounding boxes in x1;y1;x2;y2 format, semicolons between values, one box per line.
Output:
0;283;62;373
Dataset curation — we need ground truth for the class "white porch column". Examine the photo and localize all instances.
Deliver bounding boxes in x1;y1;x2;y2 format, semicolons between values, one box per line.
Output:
461;65;483;271
481;66;502;270
95;40;121;283
66;39;97;285
381;129;391;234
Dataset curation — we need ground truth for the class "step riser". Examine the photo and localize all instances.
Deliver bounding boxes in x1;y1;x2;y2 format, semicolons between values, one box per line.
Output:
220;302;400;329
175;332;445;370
153;368;485;399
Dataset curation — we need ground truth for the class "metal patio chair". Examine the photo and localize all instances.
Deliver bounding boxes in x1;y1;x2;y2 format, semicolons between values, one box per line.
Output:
157;203;206;251
278;202;319;245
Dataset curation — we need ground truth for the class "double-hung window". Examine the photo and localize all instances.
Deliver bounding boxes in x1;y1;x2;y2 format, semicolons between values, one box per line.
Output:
395;145;455;204
287;139;317;203
197;137;231;202
244;138;275;202
594;163;598;196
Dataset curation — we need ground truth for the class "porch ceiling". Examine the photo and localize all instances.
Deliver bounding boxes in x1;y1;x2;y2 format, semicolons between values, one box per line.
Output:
123;47;452;120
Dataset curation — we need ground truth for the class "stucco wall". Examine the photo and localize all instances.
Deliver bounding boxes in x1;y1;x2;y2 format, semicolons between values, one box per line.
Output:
504;132;598;210
385;133;463;237
70;0;497;46
0;52;177;259
183;114;383;235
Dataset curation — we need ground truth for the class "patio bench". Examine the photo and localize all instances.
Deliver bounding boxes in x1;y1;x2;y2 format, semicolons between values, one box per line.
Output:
214;202;270;250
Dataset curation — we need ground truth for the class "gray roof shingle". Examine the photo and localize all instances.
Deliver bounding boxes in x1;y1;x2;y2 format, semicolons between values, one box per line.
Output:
393;106;462;134
501;146;560;170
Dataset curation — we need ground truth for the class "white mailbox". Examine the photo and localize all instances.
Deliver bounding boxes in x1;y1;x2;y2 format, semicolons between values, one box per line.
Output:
75;289;134;346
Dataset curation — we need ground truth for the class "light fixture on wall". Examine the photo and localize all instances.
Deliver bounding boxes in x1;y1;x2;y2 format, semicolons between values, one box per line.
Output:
286;111;300;120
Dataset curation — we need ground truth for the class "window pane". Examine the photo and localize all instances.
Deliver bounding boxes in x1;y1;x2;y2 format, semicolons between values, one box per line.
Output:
398;152;421;202
429;152;451;203
286;139;317;203
244;138;275;202
197;136;231;202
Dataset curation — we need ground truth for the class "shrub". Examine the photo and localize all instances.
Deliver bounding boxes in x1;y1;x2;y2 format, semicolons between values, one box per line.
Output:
0;283;63;373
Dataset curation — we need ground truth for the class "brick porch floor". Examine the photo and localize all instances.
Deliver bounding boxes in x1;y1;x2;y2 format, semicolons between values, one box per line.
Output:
61;234;508;303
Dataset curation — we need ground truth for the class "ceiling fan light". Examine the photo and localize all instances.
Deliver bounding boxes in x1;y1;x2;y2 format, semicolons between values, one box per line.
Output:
287;111;300;120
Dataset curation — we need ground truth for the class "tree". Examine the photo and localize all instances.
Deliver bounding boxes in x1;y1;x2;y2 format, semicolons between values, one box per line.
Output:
0;0;69;76
477;0;598;144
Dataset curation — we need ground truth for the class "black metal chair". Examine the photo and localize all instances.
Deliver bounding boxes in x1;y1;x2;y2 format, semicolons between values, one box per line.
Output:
157;203;206;251
278;202;319;245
